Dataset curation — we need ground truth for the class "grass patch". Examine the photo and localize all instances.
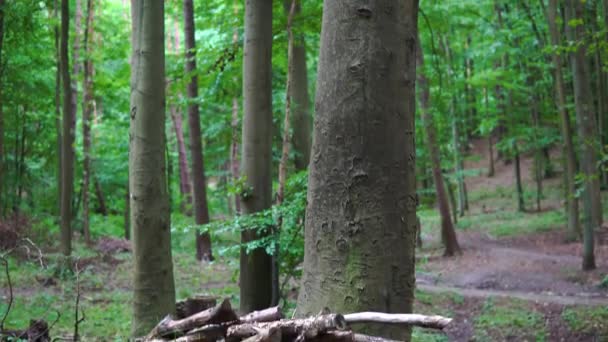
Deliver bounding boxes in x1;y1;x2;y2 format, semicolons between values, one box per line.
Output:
455;209;564;237
474;298;546;341
412;328;448;342
562;306;608;337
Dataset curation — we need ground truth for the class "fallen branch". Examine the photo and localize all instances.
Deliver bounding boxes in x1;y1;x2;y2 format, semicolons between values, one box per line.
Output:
343;312;452;330
227;314;347;340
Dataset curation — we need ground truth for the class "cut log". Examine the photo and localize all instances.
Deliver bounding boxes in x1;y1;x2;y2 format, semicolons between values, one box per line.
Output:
227;314;347;341
240;306;283;323
147;299;238;339
242;327;281;342
311;331;402;342
343;312;452;330
176;296;218;319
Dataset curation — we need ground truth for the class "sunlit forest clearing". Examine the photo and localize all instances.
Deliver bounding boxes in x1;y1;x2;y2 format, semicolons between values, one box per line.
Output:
1;0;608;341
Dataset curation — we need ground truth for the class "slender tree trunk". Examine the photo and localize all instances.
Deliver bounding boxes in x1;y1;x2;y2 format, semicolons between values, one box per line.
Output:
184;0;213;262
288;1;311;171
129;0;175;336
230;1;241;215
485;88;495;177
271;0;297;307
54;0;62;218
514;146;525;212
0;0;5;218
531;92;543;212
240;0;274;313
446;178;458;225
568;0;599;271
60;0;75;257
297;1;418;340
416;38;461;257
548;0;580;238
443;37;466;217
81;0;95;244
93;175;107;216
170;105;192;212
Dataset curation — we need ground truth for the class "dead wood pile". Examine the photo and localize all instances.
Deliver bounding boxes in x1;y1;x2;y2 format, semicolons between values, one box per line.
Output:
143;299;452;342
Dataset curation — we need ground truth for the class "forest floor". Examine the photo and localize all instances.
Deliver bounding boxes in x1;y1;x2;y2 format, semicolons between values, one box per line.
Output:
1;138;608;341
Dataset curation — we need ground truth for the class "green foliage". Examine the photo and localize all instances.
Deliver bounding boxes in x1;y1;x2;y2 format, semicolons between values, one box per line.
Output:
475;298;546;341
562;306;608;337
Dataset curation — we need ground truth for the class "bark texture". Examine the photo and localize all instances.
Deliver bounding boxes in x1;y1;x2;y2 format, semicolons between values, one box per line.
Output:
130;0;176;336
287;1;311;171
568;0;599;270
415;38;461;257
547;0;580;238
240;0;273;314
296;1;419;340
183;0;213;261
60;0;75;256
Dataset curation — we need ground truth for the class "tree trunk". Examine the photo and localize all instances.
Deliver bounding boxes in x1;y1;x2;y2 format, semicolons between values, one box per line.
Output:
183;0;213;262
54;0;62;218
272;0;297;307
416;38;461;257
94;174;107;216
0;0;5;218
231;1;241;215
60;0;75;257
514;146;525;212
484;88;495;177
443;37;466;217
530;92;543;212
568;0;599;271
547;0;580;238
129;0;176;336
81;0;95;244
288;1;311;171
297;1;419;340
170;104;193;213
240;0;274;314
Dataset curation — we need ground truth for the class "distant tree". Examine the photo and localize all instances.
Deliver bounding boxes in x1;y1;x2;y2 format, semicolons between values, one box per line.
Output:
546;0;579;239
567;0;599;271
240;0;273;313
416;37;461;257
183;0;213;261
0;0;5;217
287;0;311;171
297;1;419;340
60;0;75;256
82;0;95;244
129;0;176;335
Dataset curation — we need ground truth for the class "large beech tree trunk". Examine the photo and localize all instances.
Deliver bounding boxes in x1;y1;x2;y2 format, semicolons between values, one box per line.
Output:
416;38;461;257
60;0;75;256
129;0;175;336
240;0;273;314
287;1;311;171
183;0;213;262
297;1;419;340
547;0;580;238
568;0;600;270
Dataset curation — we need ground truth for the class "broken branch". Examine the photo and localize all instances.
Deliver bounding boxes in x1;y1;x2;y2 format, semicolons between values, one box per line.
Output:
343;312;452;330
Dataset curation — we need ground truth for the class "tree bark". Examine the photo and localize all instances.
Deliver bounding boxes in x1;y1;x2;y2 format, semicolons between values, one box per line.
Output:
231;1;241;215
130;0;176;336
183;0;213;262
287;1;311;171
93;174;107;216
82;0;95;244
170;104;192;212
568;0;599;270
416;38;461;257
485;88;495;177
297;1;419;340
240;0;274;314
60;0;75;256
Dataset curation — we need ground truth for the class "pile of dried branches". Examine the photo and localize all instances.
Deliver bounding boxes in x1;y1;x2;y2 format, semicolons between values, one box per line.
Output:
143;299;452;342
